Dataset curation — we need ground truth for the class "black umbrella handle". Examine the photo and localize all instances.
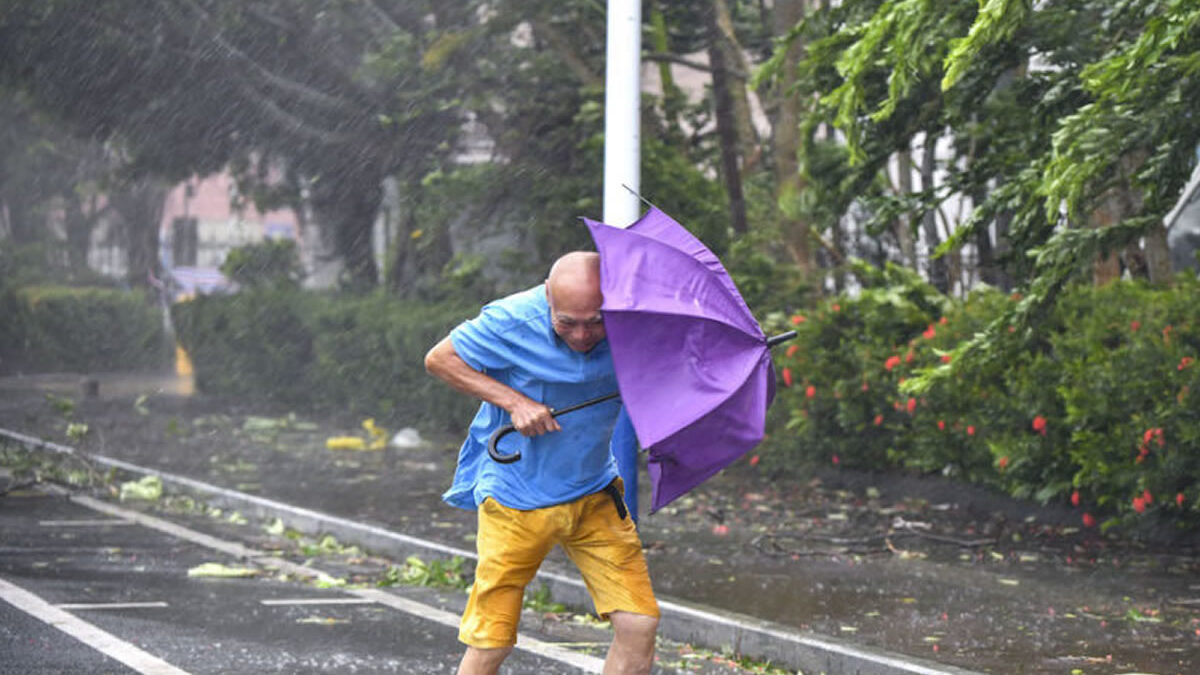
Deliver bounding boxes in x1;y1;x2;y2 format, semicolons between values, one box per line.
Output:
767;331;797;348
487;391;622;463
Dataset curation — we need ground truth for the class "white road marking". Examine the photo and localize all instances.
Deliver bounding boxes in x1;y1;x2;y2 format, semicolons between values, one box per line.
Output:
55;602;170;610
260;598;376;606
40;519;134;527
354;588;606;673
0;577;189;675
66;493;606;674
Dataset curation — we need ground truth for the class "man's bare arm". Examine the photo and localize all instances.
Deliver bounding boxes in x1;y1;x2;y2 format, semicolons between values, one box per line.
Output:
424;336;561;437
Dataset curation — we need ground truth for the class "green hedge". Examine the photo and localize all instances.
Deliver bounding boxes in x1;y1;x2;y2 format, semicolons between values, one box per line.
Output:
0;285;168;375
765;270;1200;532
171;289;478;429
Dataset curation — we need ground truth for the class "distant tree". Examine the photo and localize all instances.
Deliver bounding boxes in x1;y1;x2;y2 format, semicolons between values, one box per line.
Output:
761;0;1200;384
221;239;303;289
0;0;472;289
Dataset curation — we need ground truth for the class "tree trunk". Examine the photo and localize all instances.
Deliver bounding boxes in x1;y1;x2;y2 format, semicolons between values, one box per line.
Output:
110;179;167;289
312;166;383;290
1088;190;1123;285
895;149;916;269
920;135;949;293
710;0;758;159
1143;221;1172;284
769;0;813;277
650;3;686;143
706;2;747;234
1;185;39;245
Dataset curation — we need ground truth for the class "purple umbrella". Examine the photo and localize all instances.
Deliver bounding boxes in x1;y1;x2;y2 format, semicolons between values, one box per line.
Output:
583;206;792;512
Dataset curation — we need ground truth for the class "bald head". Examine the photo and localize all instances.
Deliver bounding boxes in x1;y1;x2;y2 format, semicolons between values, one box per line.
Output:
546;251;605;352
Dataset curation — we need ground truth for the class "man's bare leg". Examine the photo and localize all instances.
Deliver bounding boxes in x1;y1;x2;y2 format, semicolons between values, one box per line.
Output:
603;611;658;675
457;646;512;675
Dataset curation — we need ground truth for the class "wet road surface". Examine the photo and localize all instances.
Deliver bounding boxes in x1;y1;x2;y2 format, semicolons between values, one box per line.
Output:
0;487;610;674
2;371;1198;674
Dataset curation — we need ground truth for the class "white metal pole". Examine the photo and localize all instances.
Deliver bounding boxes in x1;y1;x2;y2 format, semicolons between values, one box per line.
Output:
603;0;642;230
603;0;643;520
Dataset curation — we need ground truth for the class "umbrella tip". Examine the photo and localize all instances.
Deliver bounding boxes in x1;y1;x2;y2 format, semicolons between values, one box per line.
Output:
766;331;798;348
621;184;657;209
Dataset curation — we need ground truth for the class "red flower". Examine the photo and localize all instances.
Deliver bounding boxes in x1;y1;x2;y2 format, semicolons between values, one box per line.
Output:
1179;356;1194;371
1082;513;1096;528
937;420;945;431
904;349;915;364
997;456;1009;470
1071;491;1080;507
1032;416;1047;435
831;454;840;466
884;355;901;371
832;303;841;312
785;345;799;358
873;414;884;426
923;324;937;340
905;398;917;414
861;381;870;392
1177;493;1186;508
749;455;760;466
966;425;976;436
941;354;953;364
782;368;793;387
939;317;948;325
1132;496;1146;514
1130;320;1141;332
1143;489;1153;505
791;314;806;325
805;385;816;399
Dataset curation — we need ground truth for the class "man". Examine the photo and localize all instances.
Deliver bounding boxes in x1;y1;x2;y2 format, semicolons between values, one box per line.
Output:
424;251;659;675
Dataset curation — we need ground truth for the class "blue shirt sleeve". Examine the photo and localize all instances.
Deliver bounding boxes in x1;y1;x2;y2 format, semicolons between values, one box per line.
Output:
450;302;520;372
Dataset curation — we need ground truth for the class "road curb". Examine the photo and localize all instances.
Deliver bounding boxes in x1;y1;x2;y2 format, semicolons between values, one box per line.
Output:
1;428;979;675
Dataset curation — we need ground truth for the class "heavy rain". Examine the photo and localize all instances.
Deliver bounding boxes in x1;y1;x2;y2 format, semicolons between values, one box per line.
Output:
3;2;1200;674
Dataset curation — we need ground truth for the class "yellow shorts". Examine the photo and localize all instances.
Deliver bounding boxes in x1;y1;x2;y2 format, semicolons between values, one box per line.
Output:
459;480;659;649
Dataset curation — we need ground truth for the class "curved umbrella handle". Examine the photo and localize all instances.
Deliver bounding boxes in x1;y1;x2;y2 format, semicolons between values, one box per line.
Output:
766;331;797;348
487;391;622;463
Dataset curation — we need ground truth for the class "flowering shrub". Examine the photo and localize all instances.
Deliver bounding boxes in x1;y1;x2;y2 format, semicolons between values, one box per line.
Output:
766;271;1200;532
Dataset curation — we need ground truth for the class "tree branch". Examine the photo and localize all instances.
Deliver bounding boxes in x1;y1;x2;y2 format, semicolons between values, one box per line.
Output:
643;52;748;81
530;20;602;88
168;0;355;115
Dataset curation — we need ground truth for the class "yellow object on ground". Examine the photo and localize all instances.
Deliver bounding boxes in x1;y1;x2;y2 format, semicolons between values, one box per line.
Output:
363;418;388;450
325;436;368;451
175;343;193;377
187;562;260;578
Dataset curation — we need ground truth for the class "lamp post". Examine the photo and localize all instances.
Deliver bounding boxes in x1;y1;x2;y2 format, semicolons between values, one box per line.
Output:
603;0;643;520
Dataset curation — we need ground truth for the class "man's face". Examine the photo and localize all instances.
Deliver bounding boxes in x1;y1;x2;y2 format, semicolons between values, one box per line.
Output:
548;295;606;353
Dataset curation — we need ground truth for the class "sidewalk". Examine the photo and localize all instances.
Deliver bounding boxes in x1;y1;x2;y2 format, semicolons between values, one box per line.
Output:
1;371;1197;674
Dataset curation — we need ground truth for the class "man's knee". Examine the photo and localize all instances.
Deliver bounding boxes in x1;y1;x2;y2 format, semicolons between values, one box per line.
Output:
457;645;513;675
610;610;659;640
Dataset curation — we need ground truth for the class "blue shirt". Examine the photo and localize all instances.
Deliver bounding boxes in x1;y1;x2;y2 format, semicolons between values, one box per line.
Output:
443;284;625;510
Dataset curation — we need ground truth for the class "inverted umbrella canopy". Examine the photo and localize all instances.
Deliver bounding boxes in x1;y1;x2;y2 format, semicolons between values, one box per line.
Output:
584;206;780;512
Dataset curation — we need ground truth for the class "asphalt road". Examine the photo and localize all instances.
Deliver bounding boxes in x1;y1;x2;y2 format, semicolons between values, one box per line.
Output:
0;487;608;674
